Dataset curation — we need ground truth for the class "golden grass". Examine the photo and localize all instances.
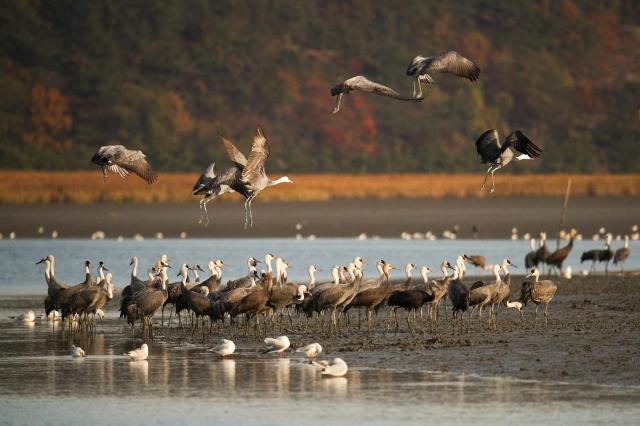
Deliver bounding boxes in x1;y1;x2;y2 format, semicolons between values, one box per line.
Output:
0;171;638;204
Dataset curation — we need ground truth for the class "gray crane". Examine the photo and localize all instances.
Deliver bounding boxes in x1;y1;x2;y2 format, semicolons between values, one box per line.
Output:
91;145;158;184
330;75;423;114
474;129;542;193
193;126;292;227
406;50;480;98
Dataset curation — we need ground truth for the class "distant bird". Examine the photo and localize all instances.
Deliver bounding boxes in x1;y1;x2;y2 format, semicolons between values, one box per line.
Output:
463;254;487;270
474;129;542;193
296;342;323;359
545;232;576;274
313;357;348;377
406;50;481;98
18;310;36;322
210;339;236;357
524;238;537;269
330;75;423;114
47;310;61;321
613;235;630;272
533;233;550;271
71;345;86;358
581;237;613;273
263;335;291;355
91;145;158;184
193;127;292;227
125;343;149;361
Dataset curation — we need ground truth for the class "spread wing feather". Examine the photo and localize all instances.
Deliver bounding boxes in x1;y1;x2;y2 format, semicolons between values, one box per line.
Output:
114;148;158;184
241;126;270;184
425;51;481;81
222;137;248;167
502;131;543;158
474;129;502;164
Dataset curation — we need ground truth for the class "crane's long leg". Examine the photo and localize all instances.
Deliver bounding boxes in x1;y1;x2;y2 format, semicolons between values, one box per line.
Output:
244;197;251;228
331;93;343;114
203;198;211;226
480;166;494;192
198;199;205;224
416;77;423;98
412;80;416;97
248;195;256;228
244;194;257;229
489;165;503;193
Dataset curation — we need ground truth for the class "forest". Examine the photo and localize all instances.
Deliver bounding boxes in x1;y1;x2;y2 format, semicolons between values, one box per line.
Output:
1;0;639;174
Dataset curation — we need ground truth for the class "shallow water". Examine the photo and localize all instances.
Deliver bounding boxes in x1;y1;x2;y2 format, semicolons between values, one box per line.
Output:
1;238;636;294
0;318;638;425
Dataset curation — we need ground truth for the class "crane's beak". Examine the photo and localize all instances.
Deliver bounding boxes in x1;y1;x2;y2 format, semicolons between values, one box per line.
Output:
36;258;46;265
197;265;205;272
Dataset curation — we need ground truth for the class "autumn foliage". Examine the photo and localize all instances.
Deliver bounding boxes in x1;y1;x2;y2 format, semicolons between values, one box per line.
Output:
0;1;638;173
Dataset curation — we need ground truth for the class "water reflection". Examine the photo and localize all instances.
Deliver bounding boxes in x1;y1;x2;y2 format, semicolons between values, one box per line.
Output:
320;377;348;396
0;319;638;425
129;360;149;385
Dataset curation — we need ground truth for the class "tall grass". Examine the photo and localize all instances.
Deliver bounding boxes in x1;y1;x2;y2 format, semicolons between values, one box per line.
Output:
0;171;638;204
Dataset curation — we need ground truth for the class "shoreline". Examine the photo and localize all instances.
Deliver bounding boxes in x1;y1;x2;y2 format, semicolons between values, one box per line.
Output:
1;196;639;239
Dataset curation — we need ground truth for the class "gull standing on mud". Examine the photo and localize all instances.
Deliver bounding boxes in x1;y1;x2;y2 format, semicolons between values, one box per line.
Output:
330;75;423;114
313;358;348;377
474;129;542;193
406;50;481;98
90;145;158;184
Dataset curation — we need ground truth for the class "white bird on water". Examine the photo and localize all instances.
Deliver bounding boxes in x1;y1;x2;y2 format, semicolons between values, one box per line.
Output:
264;336;290;355
296;342;323;359
313;358;348;377
46;310;61;321
19;310;36;322
125;343;149;361
71;345;86;358
210;339;236;357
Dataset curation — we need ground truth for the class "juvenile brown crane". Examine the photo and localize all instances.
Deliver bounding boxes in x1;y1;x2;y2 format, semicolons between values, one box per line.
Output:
613;235;630;273
520;268;557;322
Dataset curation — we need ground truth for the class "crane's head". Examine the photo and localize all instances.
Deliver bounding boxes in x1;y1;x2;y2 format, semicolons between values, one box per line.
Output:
330;83;346;96
406;56;426;76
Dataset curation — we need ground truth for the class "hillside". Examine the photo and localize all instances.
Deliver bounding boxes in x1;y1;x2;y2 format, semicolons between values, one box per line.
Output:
1;0;639;173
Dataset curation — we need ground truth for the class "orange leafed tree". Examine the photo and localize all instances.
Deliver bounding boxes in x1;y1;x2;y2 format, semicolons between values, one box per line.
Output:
23;84;73;150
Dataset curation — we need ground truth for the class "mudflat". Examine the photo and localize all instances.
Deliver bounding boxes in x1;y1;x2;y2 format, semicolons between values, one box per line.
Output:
2;274;639;386
1;196;639;238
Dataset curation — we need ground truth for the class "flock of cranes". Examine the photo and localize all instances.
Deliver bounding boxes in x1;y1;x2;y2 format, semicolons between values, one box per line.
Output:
25;231;633;374
521;231;632;275
89;50;544;226
35;250;563;343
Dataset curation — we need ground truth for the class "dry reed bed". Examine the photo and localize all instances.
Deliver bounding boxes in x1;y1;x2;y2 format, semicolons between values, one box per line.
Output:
0;171;638;204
